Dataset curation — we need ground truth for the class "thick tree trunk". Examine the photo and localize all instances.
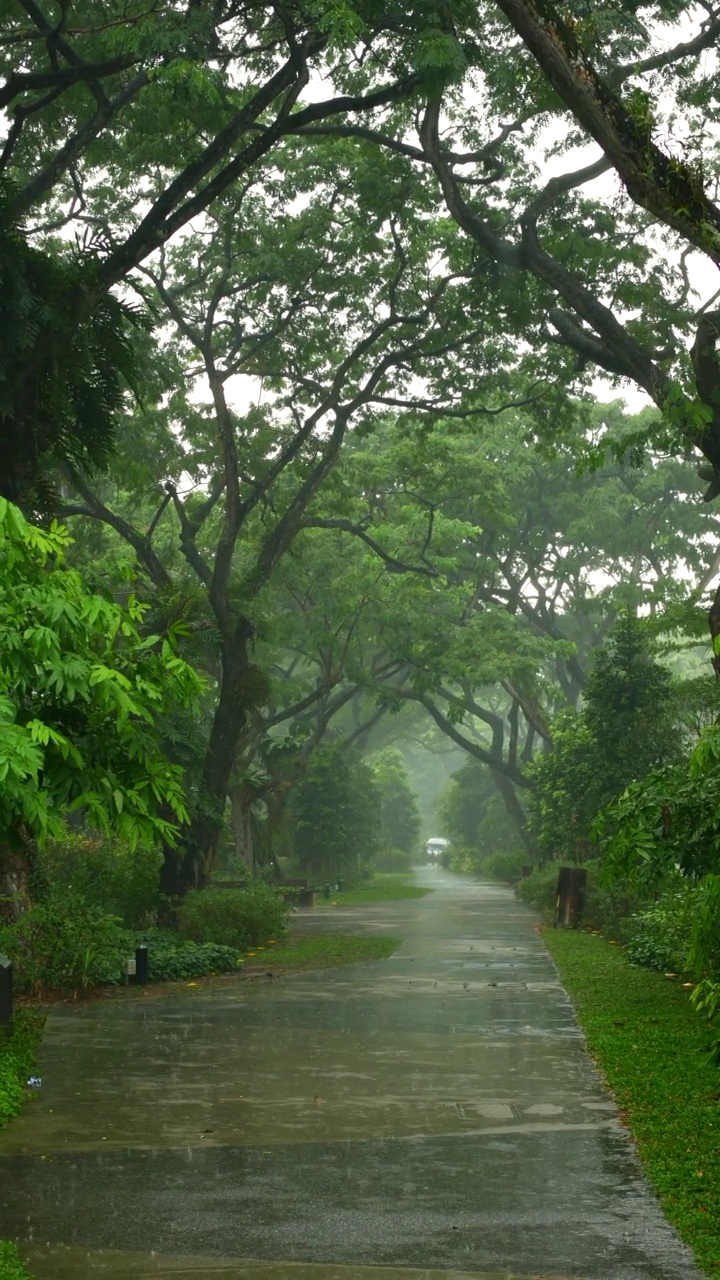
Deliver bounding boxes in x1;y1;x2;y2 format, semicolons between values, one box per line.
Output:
230;786;256;875
160;623;270;901
490;769;536;858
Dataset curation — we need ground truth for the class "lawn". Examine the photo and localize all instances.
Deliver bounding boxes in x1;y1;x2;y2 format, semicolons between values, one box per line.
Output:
316;872;432;906
544;928;720;1274
243;931;400;972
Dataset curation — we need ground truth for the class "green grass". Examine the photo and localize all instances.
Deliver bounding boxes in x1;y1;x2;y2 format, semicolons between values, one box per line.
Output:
316;872;432;906
544;929;720;1274
1;1011;44;1279
244;932;400;971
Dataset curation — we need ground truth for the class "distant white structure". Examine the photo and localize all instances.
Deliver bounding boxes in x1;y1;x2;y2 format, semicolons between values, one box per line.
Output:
425;837;450;860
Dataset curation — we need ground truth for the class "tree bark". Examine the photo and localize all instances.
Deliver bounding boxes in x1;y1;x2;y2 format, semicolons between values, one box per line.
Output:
490;769;536;858
230;785;256;875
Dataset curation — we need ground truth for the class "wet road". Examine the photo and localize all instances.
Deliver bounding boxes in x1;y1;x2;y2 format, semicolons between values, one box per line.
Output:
0;868;700;1279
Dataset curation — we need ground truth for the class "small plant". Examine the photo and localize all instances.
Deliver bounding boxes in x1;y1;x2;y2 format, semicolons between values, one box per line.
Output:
177;882;289;951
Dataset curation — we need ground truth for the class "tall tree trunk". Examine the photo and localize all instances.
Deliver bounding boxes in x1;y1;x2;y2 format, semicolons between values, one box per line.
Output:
490;769;536;858
230;785;256;875
160;625;269;900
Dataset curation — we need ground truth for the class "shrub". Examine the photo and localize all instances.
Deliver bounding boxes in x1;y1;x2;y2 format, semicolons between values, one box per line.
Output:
515;861;559;915
374;847;415;872
0;892;130;993
449;845;484;874
37;827;162;927
0;1008;45;1127
0;1241;32;1279
148;940;243;981
480;848;529;883
625;882;696;974
515;860;643;940
177;882;289;951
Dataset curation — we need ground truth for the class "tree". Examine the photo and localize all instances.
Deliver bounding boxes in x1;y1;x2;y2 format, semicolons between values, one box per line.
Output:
59;132;501;894
0;498;202;908
528;615;681;863
438;758;522;856
289;743;380;883
371;748;421;856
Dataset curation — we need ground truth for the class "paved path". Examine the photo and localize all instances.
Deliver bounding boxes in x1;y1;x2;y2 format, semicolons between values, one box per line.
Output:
0;868;701;1279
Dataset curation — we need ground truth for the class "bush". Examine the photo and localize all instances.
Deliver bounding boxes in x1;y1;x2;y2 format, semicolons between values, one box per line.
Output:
479;848;529;883
147;940;243;981
374;847;415;872
177;882;289;951
0;893;130;993
515;860;643;940
448;845;483;874
37;827;162;927
515;861;559;915
0;1008;45;1127
0;1241;33;1279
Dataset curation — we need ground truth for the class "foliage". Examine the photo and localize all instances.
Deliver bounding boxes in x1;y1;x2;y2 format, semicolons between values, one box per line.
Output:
0;1008;45;1128
0;210;140;512
527;713;606;864
290;744;381;882
177;883;289;951
371;748;421;856
0;1242;32;1280
37;827;162;928
0;893;130;994
0;499;202;852
625;879;698;975
529;616;681;864
451;845;528;881
147;940;242;982
438;761;518;856
515;861;642;939
583;614;680;800
0;1006;43;1278
374;847;415;872
545;931;720;1275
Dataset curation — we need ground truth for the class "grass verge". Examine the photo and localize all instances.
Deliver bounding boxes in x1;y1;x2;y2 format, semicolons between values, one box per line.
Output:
317;872;432;906
1;1010;44;1279
244;932;400;972
544;928;720;1274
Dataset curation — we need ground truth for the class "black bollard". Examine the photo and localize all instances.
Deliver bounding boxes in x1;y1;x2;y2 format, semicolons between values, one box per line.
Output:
135;944;149;985
0;954;12;1033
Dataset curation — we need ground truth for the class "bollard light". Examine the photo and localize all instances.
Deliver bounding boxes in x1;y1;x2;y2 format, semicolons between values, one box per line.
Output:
0;954;12;1033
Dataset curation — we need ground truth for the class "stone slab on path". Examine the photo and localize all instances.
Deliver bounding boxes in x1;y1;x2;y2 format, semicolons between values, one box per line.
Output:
0;868;702;1280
